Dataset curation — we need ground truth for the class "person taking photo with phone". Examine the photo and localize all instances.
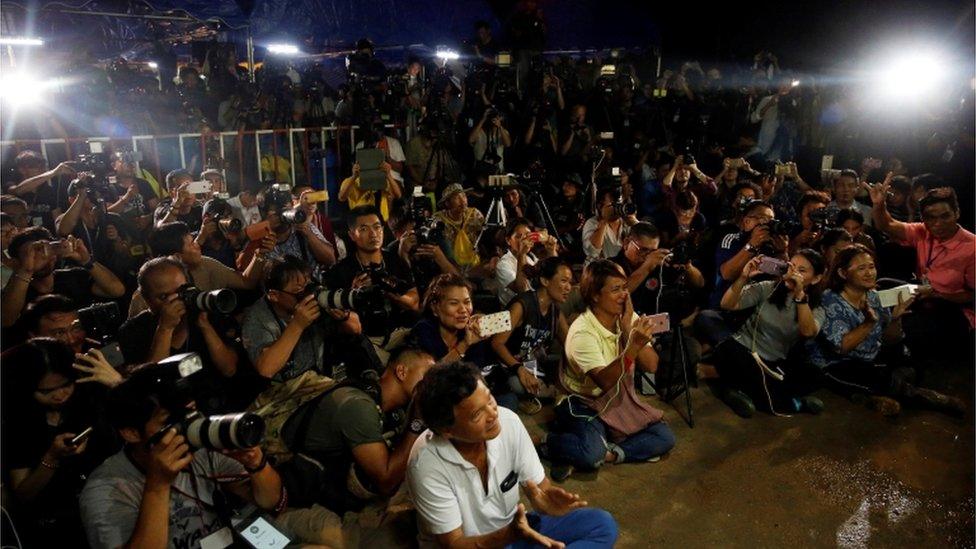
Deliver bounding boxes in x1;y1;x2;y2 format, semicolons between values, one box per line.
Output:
540;260;675;481
714;249;828;417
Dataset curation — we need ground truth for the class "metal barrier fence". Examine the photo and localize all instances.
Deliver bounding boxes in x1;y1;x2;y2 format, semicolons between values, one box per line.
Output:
0;125;402;216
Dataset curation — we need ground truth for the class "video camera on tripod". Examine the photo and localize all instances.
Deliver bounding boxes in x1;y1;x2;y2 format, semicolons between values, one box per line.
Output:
410;187;443;246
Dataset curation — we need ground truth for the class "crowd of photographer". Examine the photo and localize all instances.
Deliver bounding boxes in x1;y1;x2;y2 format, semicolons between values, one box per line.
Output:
1;12;974;548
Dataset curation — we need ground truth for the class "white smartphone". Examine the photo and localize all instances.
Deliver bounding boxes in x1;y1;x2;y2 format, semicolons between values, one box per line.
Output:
877;284;917;308
186;180;213;194
646;312;671;335
235;515;291;548
478;311;512;338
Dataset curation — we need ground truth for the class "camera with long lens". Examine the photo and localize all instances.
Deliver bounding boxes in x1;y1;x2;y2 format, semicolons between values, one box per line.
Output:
668;240;694;267
410;187;444;246
265;183;307;225
77;301;123;344
363;264;411;294
204;195;243;236
607;185;635;218
145;353;266;450
307;282;386;313
179;285;237;314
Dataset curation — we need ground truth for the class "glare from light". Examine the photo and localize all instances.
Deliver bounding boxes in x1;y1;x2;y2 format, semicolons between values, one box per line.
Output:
435;49;460;61
0;37;44;46
791;79;800;87
148;62;158;69
876;51;947;101
268;43;300;55
0;73;43;106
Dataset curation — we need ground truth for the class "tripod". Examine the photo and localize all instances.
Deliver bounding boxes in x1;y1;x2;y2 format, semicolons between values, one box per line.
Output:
474;186;507;249
521;184;565;250
648;322;695;428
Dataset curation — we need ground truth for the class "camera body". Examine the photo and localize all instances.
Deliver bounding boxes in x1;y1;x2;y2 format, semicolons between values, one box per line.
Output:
764;218;800;237
265;184;307;225
78;302;123;344
808;204;840;232
363;264;411;295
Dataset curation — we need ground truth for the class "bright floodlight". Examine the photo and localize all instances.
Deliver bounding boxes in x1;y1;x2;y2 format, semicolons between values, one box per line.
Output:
435;49;460;61
0;37;44;46
0;73;43;106
877;51;947;101
148;61;158;69
268;43;300;55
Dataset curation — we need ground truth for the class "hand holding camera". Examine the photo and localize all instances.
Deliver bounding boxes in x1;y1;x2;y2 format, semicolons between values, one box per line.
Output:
146;428;193;489
645;247;671;270
73;349;123;388
159;295;188;329
291;295;322;330
748;225;772;247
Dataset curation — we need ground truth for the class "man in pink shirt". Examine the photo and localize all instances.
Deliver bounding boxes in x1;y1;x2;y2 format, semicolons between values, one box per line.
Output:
867;179;974;361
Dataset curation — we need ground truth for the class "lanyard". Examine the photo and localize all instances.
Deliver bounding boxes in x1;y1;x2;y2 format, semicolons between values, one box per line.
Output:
924;238;949;273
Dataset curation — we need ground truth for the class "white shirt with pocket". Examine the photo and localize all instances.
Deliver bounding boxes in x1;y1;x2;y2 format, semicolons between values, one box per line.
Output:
407;407;545;538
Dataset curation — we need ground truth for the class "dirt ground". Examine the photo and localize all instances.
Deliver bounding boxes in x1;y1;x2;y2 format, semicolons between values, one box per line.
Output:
520;367;975;548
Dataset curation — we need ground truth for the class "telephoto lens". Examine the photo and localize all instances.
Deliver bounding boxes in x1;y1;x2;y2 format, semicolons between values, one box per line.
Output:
281;208;307;224
182;411;266;450
180;285;237;314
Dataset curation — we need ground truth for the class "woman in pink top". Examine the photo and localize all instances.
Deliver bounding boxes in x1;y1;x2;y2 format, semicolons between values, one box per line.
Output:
866;179;974;361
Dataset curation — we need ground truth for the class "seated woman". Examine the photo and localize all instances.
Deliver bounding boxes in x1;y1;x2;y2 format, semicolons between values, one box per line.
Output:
540;260;675;481
410;273;518;410
809;244;965;416
715;249;827;417
490;257;573;407
1;339;121;546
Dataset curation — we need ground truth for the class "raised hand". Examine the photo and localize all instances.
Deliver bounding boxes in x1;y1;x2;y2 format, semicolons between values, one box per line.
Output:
73;349;123;388
861;171;893;207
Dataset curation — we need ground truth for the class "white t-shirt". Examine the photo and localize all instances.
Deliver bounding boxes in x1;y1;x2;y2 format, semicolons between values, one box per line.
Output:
407;407;545;538
495;250;537;306
80;449;247;549
356;136;406;183
581;216;628;263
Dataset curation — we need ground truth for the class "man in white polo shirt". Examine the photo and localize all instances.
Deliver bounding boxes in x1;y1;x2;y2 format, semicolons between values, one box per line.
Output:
407;362;618;548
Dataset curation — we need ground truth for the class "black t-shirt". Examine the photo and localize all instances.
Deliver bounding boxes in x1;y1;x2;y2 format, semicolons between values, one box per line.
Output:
153;199;203;232
323;251;417;337
614;250;694;318
118;310;213;366
505;291;557;370
2;174;62;231
114;177;157;220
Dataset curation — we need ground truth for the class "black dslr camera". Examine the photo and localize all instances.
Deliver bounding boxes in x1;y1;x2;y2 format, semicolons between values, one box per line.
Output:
363;264;411;295
203;195;243;236
764;218;801;237
77;302;123;345
145;353;265;450
410;188;443;246
265;183;307;225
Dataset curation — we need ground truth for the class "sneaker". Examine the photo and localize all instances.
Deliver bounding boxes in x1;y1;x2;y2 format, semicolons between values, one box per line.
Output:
550;463;574;482
722;389;755;418
797;396;825;415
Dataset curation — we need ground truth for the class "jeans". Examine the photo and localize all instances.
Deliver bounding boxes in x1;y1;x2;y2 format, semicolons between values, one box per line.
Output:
545;400;676;469
507;508;618;549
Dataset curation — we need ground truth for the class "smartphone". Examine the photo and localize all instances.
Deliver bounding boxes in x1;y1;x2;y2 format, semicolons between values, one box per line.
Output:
758;256;789;276
611;167;621;176
303;190;329;203
477;311;513;338
646;313;671;335
528;231;542;243
245;220;272;241
46;239;73;256
70;427;94;446
731;158;746;169
488;174;512;188
98;341;125;368
599;131;615;140
773;164;791;177
186;180;213;194
235;513;291;548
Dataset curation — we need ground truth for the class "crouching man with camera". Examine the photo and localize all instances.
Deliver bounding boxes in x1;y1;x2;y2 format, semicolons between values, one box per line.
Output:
119;258;239;378
407;361;618;548
79;365;286;549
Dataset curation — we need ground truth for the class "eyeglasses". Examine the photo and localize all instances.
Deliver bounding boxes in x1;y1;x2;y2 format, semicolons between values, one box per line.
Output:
631;242;656;256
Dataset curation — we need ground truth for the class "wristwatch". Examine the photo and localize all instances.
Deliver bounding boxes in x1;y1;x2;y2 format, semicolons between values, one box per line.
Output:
793;295;809;304
743;243;757;255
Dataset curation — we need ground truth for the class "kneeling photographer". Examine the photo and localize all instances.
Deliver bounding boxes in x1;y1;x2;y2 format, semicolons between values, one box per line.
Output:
325;206;420;364
242;255;361;383
80;361;288;549
614;222;705;388
118;258;240;383
387;196;459;295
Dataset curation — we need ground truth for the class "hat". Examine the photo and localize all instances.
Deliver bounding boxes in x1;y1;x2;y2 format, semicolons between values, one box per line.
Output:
438;183;471;206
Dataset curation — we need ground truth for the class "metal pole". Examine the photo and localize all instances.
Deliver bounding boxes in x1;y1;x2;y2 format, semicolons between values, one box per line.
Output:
43;8;196;22
246;32;256;84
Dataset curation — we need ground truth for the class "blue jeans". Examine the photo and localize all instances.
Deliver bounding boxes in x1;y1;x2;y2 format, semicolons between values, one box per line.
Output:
508;508;618;549
545;400;676;469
